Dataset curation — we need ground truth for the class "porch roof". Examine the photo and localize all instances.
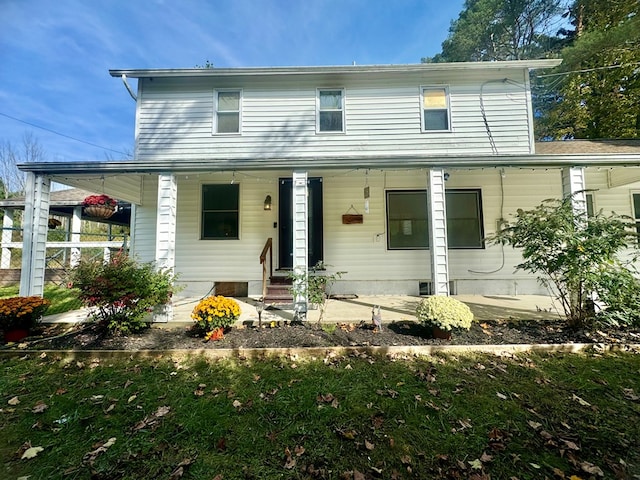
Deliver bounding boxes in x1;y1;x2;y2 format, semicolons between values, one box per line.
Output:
17;152;640;202
17;152;640;176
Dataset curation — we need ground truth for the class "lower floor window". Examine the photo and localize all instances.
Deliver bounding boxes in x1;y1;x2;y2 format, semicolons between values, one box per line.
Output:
386;189;484;249
633;193;640;238
201;184;239;239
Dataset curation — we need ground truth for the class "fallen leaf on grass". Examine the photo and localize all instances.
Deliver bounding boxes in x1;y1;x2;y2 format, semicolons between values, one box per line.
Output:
284;447;296;469
8;396;20;406
32;402;47;413
623;388;639;401
82;437;116;465
496;392;508;400
317;393;340;408
21;446;44;459
580;461;604;477
572;394;591;407
528;421;542;430
364;439;375;451
168;456;197;480
132;406;170;432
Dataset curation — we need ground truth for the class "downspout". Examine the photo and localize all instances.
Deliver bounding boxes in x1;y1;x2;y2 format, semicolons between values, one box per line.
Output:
121;74;137;101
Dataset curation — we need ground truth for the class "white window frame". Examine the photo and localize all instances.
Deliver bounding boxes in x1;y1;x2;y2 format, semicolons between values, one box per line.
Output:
316;88;345;134
213;89;242;135
420;86;451;132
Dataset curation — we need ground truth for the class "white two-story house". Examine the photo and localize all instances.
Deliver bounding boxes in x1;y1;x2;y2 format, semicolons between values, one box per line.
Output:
17;61;640;318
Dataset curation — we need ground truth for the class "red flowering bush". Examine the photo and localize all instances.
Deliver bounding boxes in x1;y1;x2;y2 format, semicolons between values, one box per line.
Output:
82;194;117;208
0;296;50;330
69;252;176;334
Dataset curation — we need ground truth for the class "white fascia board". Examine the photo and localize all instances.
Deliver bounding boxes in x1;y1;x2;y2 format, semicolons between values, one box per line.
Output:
109;60;562;79
16;152;640;176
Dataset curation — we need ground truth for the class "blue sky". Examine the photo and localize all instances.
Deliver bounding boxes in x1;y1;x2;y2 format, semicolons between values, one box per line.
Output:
0;0;465;163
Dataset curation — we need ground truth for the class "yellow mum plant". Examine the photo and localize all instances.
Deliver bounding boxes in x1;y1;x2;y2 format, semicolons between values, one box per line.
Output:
191;295;241;334
0;296;50;330
415;296;474;331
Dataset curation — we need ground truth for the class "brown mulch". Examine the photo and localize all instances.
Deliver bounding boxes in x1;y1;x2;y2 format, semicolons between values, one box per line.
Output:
3;318;640;351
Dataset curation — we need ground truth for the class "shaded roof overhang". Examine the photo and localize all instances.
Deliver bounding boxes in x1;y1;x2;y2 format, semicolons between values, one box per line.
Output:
17;152;640;176
110;59;562;80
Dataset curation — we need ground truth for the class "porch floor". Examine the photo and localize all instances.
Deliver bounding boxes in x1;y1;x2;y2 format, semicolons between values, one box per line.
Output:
43;294;562;326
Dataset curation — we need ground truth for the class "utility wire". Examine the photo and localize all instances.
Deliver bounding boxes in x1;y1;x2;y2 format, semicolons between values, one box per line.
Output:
0;111;129;156
536;61;640;78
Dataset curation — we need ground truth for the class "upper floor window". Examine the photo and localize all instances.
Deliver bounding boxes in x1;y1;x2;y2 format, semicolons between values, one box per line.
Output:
317;89;345;133
421;87;450;132
214;89;241;134
201;184;239;239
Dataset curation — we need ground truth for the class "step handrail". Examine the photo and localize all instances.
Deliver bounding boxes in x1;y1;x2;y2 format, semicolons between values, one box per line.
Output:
259;237;273;299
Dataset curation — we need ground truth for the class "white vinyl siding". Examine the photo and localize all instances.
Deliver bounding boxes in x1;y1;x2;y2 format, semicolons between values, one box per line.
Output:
213;89;241;134
135;70;533;161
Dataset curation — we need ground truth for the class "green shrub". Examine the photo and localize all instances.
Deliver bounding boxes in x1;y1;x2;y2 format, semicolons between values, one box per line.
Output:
490;194;638;327
69;252;176;334
415;296;474;331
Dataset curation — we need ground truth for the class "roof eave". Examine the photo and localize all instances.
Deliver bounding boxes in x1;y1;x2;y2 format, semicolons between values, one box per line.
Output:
109;59;562;79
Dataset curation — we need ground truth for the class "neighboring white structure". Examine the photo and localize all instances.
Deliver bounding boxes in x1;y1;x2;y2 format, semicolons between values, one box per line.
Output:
16;61;640;316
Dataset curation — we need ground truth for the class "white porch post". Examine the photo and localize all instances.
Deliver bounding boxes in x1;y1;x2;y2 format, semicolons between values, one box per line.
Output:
428;168;450;296
292;171;308;319
19;173;51;297
1;208;14;268
561;167;587;216
154;173;177;322
70;206;82;267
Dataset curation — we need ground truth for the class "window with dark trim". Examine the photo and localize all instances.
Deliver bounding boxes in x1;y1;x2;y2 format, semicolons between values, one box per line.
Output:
201;184;239;239
214;89;241;134
633;193;640;238
317;89;344;132
386;189;484;249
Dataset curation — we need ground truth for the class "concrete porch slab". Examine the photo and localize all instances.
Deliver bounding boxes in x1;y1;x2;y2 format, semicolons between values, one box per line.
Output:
43;294;562;326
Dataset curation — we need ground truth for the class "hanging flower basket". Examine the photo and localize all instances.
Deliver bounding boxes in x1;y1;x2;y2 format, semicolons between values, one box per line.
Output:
83;194;117;219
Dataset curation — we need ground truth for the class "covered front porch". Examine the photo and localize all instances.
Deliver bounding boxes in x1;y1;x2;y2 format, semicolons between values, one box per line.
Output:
16;151;640;321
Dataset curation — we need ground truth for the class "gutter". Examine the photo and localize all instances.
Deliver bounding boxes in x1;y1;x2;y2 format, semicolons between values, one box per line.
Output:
17;153;640;175
109;59;563;79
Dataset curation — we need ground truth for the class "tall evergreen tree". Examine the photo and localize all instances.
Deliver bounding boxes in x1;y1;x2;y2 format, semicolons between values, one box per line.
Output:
423;0;565;62
536;0;640;139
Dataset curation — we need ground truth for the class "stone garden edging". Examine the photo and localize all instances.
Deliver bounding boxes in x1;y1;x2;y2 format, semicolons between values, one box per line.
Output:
1;342;639;361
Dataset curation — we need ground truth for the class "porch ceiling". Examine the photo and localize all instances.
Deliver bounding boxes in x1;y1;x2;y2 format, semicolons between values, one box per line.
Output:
48;173;144;205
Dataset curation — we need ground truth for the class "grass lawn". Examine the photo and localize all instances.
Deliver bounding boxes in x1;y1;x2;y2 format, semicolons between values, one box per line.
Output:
0;284;82;316
1;350;639;479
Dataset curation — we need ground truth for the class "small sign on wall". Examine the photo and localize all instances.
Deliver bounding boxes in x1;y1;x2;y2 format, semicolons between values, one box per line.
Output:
342;204;363;224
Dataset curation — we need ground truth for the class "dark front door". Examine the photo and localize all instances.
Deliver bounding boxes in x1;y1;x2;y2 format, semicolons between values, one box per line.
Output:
278;177;323;269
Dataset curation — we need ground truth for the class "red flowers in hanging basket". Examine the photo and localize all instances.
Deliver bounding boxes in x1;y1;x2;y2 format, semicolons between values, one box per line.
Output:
83;195;117;219
82;194;117;208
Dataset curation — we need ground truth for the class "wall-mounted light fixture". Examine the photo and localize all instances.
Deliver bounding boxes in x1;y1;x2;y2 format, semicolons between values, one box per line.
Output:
443;172;450;181
263;195;272;211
